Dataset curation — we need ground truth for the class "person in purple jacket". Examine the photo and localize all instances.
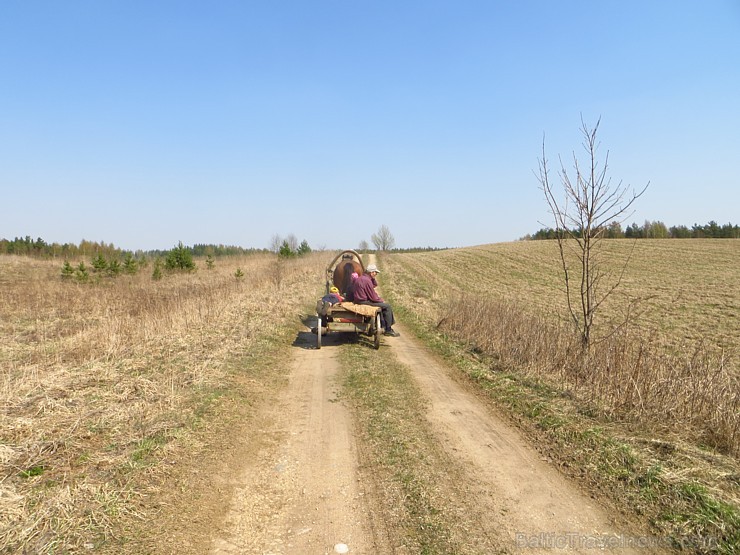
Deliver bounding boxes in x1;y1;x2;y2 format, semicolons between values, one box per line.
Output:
353;264;400;337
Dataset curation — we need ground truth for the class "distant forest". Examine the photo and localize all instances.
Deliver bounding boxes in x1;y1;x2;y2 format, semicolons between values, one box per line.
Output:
524;220;740;240
2;220;738;259
0;237;269;259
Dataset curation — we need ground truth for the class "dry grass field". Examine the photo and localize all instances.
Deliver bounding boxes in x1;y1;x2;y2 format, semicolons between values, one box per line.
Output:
385;239;739;356
2;241;738;553
0;252;326;553
383;239;739;452
381;239;739;552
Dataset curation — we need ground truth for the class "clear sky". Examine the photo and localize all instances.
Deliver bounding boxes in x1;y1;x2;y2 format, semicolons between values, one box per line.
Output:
1;1;739;251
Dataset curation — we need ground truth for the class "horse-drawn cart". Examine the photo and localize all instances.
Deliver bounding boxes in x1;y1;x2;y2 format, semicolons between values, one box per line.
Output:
314;250;382;349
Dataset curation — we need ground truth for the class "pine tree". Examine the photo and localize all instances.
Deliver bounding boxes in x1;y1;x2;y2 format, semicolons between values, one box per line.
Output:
165;242;196;271
152;259;163;281
91;253;108;273
107;259;121;277
278;241;295;258
61;261;75;280
76;262;89;282
297;240;311;256
123;253;139;275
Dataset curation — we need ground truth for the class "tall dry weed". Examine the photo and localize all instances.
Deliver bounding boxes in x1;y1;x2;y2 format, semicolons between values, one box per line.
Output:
0;252;326;553
438;294;739;456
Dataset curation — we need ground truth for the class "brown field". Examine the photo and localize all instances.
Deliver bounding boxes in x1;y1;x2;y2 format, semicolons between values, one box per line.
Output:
0;253;326;553
384;239;739;357
383;239;739;457
382;238;739;455
1;240;738;553
382;240;739;551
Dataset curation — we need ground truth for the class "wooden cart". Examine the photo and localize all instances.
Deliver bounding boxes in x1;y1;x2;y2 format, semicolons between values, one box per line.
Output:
314;250;381;349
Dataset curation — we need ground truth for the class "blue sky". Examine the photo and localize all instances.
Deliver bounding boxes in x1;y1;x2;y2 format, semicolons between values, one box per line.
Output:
1;1;738;251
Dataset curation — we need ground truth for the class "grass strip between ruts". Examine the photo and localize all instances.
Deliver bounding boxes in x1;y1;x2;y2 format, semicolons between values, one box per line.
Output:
337;339;508;555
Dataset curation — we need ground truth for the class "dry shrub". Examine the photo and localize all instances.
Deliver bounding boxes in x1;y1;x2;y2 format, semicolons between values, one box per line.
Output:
0;252;326;553
439;294;739;457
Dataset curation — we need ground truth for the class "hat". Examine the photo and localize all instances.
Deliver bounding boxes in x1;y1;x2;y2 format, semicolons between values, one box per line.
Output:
351;272;359;280
330;286;339;293
366;264;380;273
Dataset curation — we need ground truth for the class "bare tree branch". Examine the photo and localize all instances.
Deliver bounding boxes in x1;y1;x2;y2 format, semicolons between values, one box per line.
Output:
536;118;649;348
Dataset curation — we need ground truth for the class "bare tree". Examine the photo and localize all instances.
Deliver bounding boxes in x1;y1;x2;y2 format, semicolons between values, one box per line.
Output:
269;234;282;253
358;239;369;252
536;117;648;348
371;225;395;251
285;233;299;252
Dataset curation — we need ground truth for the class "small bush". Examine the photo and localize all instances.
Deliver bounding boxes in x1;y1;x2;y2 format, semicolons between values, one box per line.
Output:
76;262;89;282
107;259;121;277
61;261;75;280
123;253;139;275
152;259;163;281
297;240;311;255
165;242;196;272
91;254;108;273
278;241;295;258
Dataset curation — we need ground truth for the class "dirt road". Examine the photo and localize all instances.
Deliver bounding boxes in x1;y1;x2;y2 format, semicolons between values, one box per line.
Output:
210;331;378;554
389;330;649;554
207;316;655;554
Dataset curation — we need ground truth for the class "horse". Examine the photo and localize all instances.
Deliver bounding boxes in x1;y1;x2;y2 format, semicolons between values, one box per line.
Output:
331;252;363;297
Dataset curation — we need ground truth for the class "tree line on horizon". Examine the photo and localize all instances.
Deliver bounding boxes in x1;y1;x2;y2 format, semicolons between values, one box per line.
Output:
523;220;740;241
0;233;445;260
0;236;271;259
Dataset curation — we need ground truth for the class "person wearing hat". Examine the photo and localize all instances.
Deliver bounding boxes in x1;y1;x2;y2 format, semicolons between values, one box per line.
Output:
321;286;343;305
352;264;400;337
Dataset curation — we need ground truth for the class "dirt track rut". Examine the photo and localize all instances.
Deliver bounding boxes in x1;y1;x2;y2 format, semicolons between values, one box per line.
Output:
390;328;649;553
211;335;384;554
209;319;660;554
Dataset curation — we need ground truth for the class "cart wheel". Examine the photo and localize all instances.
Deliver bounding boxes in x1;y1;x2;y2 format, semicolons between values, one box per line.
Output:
373;312;381;349
317;316;322;349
